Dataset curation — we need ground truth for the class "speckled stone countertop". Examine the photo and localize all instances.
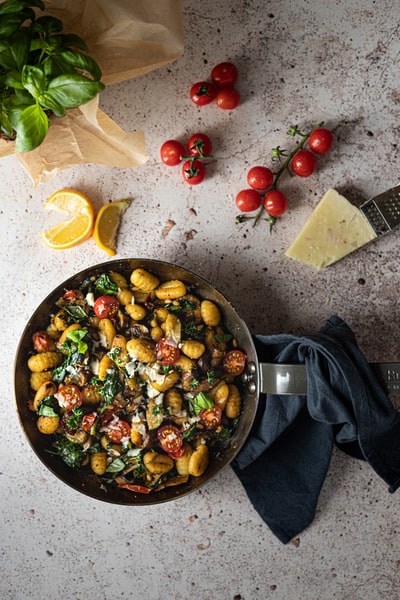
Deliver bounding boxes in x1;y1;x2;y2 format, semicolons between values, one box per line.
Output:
2;1;400;599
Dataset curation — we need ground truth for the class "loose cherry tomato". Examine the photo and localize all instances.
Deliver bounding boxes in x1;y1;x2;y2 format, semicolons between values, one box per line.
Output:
81;412;97;432
55;384;82;410
308;127;334;154
247;166;274;191
156;337;180;365
93;295;119;319
160;139;185;166
190;81;217;106
263;190;288;217
291;149;316;177
167;446;186;459
223;349;247;376
199;405;222;429
157;424;183;455
211;62;238;88
235;189;262;212
187;132;212;157
215;87;240;110
105;419;131;444
182;159;206;185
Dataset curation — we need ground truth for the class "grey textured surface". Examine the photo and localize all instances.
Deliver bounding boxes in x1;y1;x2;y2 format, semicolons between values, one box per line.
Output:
2;1;400;598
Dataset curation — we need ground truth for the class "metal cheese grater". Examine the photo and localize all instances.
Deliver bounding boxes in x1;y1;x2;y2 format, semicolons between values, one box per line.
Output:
359;183;400;236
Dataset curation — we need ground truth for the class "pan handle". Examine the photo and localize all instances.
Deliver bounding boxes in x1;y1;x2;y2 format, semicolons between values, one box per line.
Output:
243;361;400;396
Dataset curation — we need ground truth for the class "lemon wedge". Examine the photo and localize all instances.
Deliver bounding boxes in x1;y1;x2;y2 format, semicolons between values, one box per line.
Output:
41;189;95;250
93;200;132;256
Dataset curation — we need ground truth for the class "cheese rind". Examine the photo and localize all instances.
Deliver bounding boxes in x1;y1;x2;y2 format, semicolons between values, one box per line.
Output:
285;188;377;269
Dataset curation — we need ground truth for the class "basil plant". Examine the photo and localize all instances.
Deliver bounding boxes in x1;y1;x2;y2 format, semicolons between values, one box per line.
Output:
0;0;105;152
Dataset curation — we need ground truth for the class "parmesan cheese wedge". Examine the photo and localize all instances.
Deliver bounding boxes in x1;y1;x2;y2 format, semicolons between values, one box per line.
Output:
285;188;377;269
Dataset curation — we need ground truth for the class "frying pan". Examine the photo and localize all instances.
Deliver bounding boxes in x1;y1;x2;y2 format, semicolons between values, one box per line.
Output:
14;258;260;505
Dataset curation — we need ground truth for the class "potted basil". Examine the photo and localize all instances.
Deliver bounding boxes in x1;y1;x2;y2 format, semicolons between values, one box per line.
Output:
0;0;105;152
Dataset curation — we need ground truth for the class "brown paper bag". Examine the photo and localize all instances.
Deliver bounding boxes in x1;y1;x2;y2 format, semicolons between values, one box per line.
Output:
0;0;184;185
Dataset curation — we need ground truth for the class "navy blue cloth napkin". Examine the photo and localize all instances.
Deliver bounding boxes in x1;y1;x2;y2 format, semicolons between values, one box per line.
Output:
232;315;400;544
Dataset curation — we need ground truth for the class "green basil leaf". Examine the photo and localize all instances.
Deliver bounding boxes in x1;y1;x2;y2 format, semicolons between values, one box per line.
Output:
0;12;31;37
59;50;102;82
22;64;45;97
15;103;49;152
106;458;126;474
32;15;63;35
3;69;24;89
59;33;89;53
0;1;44;15
42;54;75;80
0;32;29;70
0;106;13;136
47;73;105;107
38;91;65;117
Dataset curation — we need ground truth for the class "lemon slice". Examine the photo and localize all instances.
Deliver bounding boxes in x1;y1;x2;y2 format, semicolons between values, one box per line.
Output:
41;189;95;250
93;200;132;256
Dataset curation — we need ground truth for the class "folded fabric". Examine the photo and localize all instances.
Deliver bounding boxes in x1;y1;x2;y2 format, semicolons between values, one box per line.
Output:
232;315;400;544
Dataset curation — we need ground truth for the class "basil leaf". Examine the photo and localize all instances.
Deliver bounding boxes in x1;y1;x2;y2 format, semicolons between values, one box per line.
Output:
63;304;87;322
190;392;214;416
59;33;89;53
106;458;126;474
66;329;89;354
38;92;66;117
32;15;63;35
0;1;44;15
95;274;119;296
0;32;29;70
47;73;105;108
51;436;84;469
14;103;49;152
3;69;24;89
22;64;45;97
59;50;102;82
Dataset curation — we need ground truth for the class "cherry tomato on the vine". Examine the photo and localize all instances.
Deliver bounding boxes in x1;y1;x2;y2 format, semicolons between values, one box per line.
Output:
247;166;274;191
223;349;247;376
263;189;288;217
160;139;185;166
211;62;238;88
291;149;316;177
235;189;262;212
156;337;180;365
93;295;119;319
55;384;82;410
308;127;334;154
215;87;240;110
187;132;212;157
190;81;217;106
182;159;205;185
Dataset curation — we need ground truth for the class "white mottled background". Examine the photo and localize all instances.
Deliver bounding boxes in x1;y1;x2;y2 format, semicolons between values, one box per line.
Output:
2;1;400;598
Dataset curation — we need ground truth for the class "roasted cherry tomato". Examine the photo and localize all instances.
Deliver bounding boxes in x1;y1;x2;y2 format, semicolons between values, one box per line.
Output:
211;61;238;88
81;412;97;432
167;446;186;459
190;81;217;106
182;159;206;185
247;166;274;191
93;295;119;319
223;349;247;376
55;384;82;410
63;289;78;300
263;189;288;217
291;149;316;177
199;405;222;429
160;139;185;166
215;87;240;110
308;127;334;154
235;189;262;212
117;483;152;494
105;419;131;444
156;337;180;365
157;424;183;455
187;132;212;157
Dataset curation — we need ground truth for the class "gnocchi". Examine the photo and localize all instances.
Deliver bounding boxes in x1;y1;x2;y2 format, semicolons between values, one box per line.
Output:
26;265;246;494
